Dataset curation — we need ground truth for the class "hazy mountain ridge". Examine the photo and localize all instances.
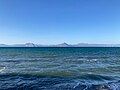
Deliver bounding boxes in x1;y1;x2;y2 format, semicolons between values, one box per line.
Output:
0;43;120;47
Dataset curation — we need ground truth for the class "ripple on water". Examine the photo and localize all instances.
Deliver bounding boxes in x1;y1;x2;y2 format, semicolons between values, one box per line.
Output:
0;66;5;73
0;74;120;90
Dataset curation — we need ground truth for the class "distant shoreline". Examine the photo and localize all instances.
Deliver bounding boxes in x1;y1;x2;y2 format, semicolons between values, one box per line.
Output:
1;43;120;47
0;46;120;48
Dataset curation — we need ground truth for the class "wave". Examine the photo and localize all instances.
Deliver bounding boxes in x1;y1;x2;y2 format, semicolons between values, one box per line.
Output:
0;66;5;72
0;74;120;90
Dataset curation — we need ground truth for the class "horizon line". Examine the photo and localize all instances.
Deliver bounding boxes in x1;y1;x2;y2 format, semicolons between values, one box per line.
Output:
1;42;120;45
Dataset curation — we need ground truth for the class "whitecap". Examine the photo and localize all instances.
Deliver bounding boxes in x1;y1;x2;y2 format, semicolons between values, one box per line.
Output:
0;66;5;72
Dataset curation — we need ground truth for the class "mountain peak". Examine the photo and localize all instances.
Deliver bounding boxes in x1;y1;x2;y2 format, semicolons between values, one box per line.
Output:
61;42;69;45
57;42;70;47
25;43;36;47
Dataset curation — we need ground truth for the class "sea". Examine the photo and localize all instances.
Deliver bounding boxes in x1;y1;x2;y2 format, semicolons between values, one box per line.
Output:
0;47;120;90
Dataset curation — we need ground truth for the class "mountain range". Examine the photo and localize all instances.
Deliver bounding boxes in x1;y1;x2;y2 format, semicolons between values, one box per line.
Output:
0;43;120;47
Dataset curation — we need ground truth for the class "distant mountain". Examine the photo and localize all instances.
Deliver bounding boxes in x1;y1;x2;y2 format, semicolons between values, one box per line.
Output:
12;43;38;47
25;43;38;47
0;44;8;47
0;43;38;47
56;43;71;47
10;44;26;47
74;43;107;47
0;43;120;47
74;43;112;47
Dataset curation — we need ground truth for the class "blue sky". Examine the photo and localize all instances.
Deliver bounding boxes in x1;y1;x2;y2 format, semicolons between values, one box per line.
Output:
0;0;120;44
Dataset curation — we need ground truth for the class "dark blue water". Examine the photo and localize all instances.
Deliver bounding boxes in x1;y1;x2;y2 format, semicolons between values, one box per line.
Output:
0;47;120;90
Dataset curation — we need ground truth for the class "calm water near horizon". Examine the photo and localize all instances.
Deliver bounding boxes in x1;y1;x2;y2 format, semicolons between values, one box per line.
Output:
0;47;120;90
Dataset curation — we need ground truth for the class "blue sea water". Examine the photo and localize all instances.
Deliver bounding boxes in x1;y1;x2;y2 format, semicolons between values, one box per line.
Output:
0;47;120;90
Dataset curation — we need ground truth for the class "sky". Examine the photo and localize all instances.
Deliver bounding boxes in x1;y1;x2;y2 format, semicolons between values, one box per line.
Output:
0;0;120;44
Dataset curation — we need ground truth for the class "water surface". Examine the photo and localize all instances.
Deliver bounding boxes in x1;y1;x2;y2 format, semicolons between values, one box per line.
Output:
0;47;120;90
